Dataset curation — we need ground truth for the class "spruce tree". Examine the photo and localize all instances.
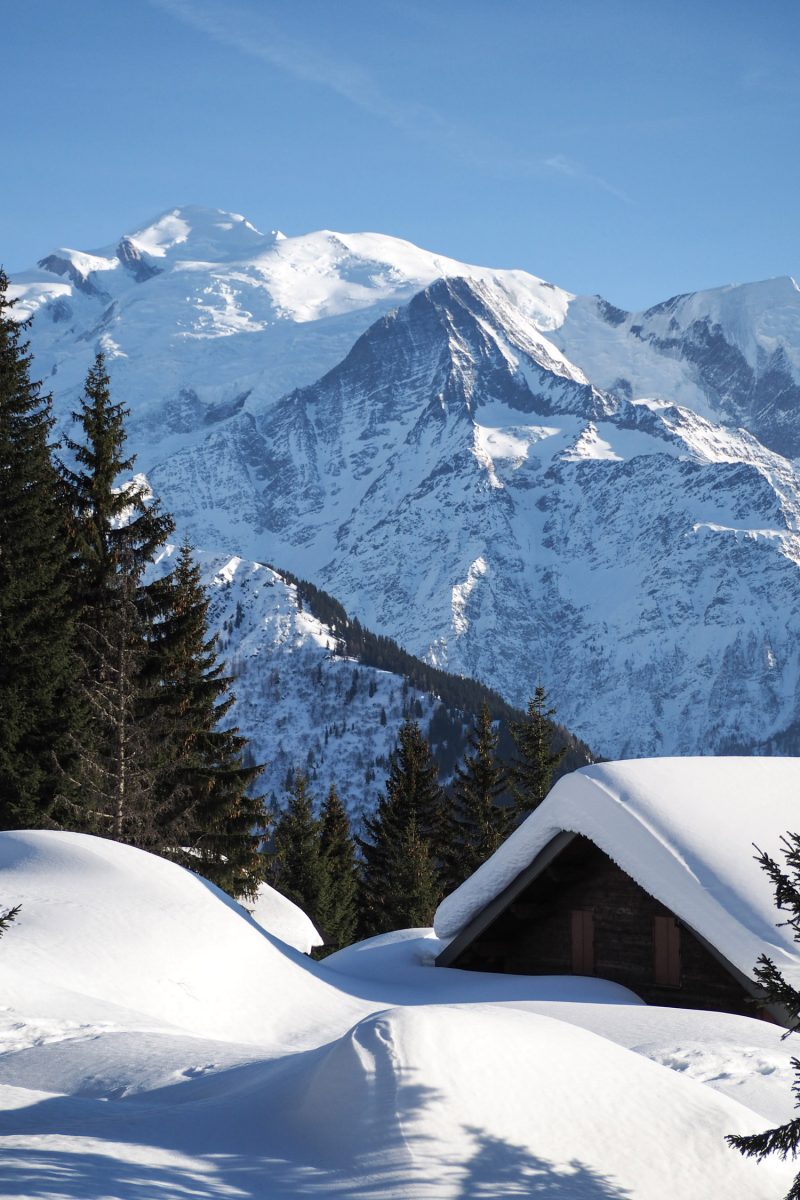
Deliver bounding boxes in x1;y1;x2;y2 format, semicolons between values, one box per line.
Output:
358;720;447;935
447;702;510;890
727;835;800;1198
58;353;174;841
382;815;441;930
0;271;76;828
149;542;267;899
0;904;20;937
269;771;325;923
508;684;567;821
316;783;357;955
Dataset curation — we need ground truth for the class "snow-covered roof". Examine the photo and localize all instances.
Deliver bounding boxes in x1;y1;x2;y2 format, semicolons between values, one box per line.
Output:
434;757;800;987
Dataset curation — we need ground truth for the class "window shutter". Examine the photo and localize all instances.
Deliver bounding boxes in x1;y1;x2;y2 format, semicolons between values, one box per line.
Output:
571;909;594;975
653;915;681;987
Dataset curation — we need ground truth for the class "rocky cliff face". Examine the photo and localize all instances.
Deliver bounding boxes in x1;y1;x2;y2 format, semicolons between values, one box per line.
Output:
11;207;800;759
221;277;800;758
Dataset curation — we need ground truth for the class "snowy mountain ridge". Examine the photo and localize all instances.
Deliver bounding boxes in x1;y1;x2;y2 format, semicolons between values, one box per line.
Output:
152;546;499;816
10;205;800;758
556;275;800;454
10;204;571;445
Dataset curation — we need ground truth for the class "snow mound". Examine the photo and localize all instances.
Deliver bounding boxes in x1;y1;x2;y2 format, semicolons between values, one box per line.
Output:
0;830;364;1047
275;1004;793;1196
435;757;800;988
324;928;641;1003
247;880;323;954
0;830;795;1197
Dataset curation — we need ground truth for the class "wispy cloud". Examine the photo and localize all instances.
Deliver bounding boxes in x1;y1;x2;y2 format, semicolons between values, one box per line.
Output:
150;0;440;135
542;154;633;204
740;63;800;99
149;0;632;202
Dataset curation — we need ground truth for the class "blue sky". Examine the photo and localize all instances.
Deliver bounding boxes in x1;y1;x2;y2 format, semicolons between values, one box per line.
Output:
4;0;799;308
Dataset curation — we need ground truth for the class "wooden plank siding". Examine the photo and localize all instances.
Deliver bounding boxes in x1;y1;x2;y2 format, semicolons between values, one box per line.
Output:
449;834;756;1016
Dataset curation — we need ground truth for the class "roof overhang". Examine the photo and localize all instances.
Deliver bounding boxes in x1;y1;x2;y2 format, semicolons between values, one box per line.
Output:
435;830;576;968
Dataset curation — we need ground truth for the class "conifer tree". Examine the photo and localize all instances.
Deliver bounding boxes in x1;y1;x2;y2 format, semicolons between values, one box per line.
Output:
149;542;267;899
269;771;325;922
358;720;447;935
447;703;510;890
0;904;20;937
381;815;441;930
0;271;76;828
59;353;174;841
316;783;357;955
727;834;800;1198
508;684;567;821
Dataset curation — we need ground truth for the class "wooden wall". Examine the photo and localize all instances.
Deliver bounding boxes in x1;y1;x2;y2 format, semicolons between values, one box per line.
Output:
452;835;754;1016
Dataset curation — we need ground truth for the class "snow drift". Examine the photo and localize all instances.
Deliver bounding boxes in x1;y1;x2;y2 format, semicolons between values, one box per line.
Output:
0;830;363;1047
247;879;323;955
0;826;796;1197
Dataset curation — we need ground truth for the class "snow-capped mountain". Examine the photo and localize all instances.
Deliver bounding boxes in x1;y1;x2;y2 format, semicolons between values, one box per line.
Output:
10;206;800;758
199;275;800;759
150;547;531;816
556;277;800;456
9;204;566;460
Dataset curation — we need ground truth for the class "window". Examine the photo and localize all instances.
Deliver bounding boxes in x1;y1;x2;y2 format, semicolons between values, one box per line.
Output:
653;915;681;987
571;909;594;975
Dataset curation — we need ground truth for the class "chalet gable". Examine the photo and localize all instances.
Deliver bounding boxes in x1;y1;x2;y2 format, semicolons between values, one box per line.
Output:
433;758;800;1019
437;831;774;1018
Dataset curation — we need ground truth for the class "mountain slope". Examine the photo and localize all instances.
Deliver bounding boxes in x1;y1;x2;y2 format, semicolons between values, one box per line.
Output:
11;207;800;758
153;546;588;815
152;276;800;757
556;276;800;455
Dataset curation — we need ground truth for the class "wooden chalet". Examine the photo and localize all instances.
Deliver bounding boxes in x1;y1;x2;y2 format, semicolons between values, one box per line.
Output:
434;758;800;1024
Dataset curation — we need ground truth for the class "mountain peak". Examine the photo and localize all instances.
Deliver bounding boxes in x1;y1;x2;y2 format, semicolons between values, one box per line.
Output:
123;205;269;262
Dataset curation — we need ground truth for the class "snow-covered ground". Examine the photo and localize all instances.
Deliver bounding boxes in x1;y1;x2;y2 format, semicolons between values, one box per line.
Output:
0;829;796;1198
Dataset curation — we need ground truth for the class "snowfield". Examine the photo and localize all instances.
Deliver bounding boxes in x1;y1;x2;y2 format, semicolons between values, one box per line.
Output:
0;829;797;1198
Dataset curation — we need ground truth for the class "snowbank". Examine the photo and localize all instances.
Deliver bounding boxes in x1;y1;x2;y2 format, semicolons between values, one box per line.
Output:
0;826;795;1197
0;830;365;1047
247;880;323;954
271;1003;793;1197
435;757;800;987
